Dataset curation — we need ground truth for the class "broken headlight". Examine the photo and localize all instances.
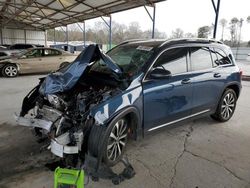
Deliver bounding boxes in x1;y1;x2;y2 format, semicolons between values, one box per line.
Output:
47;94;61;109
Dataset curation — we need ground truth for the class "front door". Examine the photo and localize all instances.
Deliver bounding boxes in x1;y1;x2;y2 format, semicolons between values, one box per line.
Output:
143;47;193;131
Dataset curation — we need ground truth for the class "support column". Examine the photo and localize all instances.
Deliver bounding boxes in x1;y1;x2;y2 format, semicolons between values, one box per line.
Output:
83;22;86;47
101;15;112;50
0;28;3;45
24;29;27;44
44;30;47;47
66;25;69;49
54;28;56;44
212;0;221;39
109;16;112;50
144;4;156;39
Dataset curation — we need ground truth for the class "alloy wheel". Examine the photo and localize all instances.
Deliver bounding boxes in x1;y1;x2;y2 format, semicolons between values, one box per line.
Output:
221;92;235;119
107;119;127;161
4;65;18;77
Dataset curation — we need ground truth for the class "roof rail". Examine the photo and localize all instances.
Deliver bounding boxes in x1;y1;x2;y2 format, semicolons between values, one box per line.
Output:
116;39;143;47
160;38;224;47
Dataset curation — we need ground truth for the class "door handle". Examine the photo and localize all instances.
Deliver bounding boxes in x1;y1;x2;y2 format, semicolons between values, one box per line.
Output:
214;73;221;78
181;78;191;84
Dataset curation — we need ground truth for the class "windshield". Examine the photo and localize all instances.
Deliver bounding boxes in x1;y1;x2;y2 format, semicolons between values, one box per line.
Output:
90;44;154;77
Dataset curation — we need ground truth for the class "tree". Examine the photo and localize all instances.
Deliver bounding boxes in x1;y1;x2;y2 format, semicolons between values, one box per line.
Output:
247;16;250;23
197;26;211;38
219;18;227;41
184;32;196;38
170;28;184;39
229;17;239;46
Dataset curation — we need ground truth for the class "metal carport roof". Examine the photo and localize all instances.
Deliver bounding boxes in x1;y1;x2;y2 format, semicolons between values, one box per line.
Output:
0;0;165;30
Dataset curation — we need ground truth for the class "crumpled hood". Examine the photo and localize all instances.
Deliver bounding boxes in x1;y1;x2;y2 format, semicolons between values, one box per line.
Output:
39;44;122;95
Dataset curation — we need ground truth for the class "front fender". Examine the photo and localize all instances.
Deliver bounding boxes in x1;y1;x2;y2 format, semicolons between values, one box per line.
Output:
89;85;143;128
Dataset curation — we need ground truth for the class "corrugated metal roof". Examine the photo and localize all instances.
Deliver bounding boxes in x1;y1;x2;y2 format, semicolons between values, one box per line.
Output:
0;0;165;30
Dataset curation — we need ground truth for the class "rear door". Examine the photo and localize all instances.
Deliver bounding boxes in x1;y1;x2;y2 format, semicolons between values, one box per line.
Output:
189;46;223;114
143;47;194;131
43;49;63;71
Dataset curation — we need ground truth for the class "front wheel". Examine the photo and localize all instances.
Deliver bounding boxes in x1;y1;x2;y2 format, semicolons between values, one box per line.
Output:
88;117;128;166
211;89;237;122
2;64;18;77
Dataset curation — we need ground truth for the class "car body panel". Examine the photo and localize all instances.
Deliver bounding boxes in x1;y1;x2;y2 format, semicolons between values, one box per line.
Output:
0;48;77;74
15;39;242;163
143;73;194;131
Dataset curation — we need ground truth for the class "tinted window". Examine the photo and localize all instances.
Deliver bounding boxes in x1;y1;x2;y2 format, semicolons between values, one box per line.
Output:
153;47;188;75
0;52;7;56
190;47;212;71
214;48;232;65
44;49;61;56
25;49;42;58
9;44;33;50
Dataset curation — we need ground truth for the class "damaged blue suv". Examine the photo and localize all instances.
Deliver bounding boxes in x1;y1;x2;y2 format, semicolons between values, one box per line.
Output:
15;38;241;166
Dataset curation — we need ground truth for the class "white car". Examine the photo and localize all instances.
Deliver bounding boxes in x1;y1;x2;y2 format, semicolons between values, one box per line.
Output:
0;47;77;77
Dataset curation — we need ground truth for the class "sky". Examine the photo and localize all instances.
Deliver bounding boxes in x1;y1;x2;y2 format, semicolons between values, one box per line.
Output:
85;0;250;41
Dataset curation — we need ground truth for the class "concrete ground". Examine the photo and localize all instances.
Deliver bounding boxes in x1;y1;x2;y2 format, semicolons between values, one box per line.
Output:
0;74;250;188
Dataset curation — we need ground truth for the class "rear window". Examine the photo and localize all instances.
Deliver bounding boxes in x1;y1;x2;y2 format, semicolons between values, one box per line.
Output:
212;48;232;66
9;44;33;50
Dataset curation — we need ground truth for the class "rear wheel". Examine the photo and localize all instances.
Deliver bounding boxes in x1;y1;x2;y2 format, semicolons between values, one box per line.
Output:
2;64;18;77
211;89;237;122
88;117;128;166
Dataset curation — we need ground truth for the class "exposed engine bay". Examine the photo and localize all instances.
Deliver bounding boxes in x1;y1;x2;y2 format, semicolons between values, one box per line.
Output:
15;44;128;166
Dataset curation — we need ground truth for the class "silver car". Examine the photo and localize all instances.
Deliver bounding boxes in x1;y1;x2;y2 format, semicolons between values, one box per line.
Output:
0;47;77;77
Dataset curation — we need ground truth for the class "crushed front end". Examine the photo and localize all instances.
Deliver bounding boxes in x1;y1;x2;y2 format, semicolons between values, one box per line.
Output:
15;44;125;166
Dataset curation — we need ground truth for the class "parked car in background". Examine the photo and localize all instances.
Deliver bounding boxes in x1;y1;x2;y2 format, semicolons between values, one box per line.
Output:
15;39;241;167
0;47;77;77
8;43;36;50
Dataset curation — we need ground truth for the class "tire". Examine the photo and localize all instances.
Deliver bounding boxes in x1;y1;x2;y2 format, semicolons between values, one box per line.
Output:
211;88;237;122
88;117;128;166
2;64;18;77
59;62;69;69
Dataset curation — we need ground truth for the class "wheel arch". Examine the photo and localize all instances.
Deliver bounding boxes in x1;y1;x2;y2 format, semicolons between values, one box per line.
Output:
225;84;240;98
106;106;141;140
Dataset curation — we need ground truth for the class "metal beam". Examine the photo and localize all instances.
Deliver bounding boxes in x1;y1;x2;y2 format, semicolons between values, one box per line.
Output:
76;22;86;47
54;28;56;44
212;0;221;39
101;16;112;50
144;4;156;39
66;25;68;50
0;28;3;45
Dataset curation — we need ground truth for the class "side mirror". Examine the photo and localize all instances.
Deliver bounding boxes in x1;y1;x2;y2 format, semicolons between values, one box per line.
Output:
149;67;172;79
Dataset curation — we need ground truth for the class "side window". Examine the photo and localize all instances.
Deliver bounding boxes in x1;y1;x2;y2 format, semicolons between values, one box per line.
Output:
214;48;232;65
190;47;213;71
44;49;61;56
153;47;188;75
25;49;42;58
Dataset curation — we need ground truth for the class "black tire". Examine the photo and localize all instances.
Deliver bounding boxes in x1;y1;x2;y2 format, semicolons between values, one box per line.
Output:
88;117;128;166
211;88;237;122
2;64;18;77
59;62;69;69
